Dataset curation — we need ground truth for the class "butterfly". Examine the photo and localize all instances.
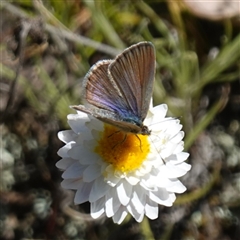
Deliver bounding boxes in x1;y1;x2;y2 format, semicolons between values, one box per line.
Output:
72;42;156;135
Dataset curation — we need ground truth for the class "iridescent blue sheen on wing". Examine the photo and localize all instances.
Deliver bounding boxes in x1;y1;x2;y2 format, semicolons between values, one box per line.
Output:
72;42;156;135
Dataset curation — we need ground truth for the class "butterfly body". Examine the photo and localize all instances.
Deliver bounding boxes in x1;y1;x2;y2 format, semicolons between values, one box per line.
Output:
72;42;155;135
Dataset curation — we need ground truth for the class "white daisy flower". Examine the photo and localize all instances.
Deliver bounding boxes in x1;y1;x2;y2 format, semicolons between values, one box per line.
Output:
56;103;191;224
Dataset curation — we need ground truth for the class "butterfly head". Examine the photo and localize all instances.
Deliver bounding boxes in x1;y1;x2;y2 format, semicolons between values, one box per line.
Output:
140;125;151;135
129;124;151;136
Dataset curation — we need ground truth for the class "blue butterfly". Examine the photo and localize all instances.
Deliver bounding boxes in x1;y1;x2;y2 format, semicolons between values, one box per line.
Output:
72;42;155;135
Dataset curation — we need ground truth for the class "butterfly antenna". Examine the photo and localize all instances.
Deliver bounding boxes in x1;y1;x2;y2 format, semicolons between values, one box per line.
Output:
148;135;166;165
134;134;142;152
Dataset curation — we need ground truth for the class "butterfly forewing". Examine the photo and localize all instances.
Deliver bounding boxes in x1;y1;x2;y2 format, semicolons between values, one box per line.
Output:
82;60;126;112
108;42;155;122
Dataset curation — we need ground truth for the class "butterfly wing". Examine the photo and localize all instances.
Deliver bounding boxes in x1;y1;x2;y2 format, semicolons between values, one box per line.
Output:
72;59;141;131
72;104;141;133
72;42;155;133
81;60;125;112
108;42;155;122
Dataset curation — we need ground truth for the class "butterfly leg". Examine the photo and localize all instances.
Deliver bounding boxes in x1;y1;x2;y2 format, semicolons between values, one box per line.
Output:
107;130;128;149
134;134;142;152
111;134;128;149
108;130;121;138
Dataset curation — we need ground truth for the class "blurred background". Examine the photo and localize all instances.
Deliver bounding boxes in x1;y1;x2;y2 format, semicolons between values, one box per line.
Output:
0;1;240;239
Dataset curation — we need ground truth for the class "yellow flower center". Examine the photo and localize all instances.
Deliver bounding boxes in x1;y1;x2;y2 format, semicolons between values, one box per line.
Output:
94;124;150;173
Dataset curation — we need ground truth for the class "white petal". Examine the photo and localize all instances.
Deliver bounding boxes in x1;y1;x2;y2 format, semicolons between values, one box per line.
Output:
160;163;190;178
125;174;140;185
83;164;101;182
127;203;145;222
58;130;76;143
160;141;182;159
158;145;174;159
62;162;86;179
56;158;77;170
172;143;184;154
170;131;184;143
155;175;176;188
89;177;109;202
150;188;169;200
57;142;75;158
151;118;179;133
149;189;173;206
74;181;92;204
130;188;145;214
86;118;103;132
105;196;114;217
105;188;121;217
166;152;189;164
138;161;153;175
91;197;105;219
145;198;158;220
105;177;120;187
177;162;191;172
76;111;89;118
112;206;128;224
104;166;121;187
149;98;154;110
149;192;173;207
83;139;98;151
116;180;132;206
68;145;98;163
67;113;89;134
61;178;82;190
167;124;183;137
165;179;187;193
140;177;158;191
151;104;168;121
169;193;176;202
